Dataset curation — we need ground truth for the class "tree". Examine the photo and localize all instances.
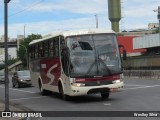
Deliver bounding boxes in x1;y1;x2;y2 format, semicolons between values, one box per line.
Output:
17;34;42;68
155;28;159;33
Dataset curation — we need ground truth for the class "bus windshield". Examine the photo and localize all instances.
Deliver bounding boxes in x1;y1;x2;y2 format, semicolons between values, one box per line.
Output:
66;34;122;77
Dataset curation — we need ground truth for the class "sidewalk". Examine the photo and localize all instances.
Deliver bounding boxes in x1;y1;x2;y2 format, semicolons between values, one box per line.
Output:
0;100;23;111
0;99;33;120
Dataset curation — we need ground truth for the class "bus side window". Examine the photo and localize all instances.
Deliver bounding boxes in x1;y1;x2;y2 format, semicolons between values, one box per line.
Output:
54;38;59;57
60;37;65;51
32;45;35;59
29;46;32;60
44;41;49;57
35;44;39;59
49;40;54;57
39;43;44;57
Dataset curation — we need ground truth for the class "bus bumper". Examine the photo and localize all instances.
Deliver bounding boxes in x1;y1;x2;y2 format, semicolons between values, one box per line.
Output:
67;80;124;96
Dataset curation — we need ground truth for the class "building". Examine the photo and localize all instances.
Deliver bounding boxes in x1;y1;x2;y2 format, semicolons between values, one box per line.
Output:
0;35;24;61
148;23;159;29
117;36;146;56
0;54;4;62
133;33;160;54
118;31;160;70
117;29;159;56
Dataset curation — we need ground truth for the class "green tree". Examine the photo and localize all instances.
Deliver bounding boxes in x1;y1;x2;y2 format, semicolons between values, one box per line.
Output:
17;34;42;68
155;28;159;33
152;27;159;33
8;58;19;66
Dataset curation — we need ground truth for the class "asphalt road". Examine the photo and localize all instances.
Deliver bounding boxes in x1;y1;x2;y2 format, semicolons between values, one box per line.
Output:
0;77;160;120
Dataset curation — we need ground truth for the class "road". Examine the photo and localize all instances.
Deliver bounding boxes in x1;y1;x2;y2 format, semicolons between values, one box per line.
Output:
0;78;160;120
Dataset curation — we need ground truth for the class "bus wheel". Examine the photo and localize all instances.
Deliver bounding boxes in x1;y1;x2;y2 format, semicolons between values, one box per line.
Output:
58;82;70;101
101;92;110;99
39;81;47;96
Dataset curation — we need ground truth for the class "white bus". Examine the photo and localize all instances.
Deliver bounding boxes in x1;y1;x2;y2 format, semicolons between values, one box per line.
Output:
28;29;125;100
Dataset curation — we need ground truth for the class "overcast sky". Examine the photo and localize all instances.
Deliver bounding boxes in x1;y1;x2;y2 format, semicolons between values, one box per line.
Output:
0;0;159;38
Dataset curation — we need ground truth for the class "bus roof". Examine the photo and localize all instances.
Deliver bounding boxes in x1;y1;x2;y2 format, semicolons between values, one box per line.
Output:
29;29;115;45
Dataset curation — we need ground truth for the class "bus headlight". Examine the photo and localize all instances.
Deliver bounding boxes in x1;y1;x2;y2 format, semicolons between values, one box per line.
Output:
72;83;85;87
112;79;122;84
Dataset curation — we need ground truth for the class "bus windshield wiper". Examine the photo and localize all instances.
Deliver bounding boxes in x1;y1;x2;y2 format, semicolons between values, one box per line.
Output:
86;57;112;76
98;56;112;75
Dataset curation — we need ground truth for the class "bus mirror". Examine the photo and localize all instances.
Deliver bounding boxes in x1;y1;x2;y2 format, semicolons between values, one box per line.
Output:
123;50;127;60
119;44;127;60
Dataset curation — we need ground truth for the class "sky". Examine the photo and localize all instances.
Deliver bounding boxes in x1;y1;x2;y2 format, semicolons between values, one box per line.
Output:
0;0;159;38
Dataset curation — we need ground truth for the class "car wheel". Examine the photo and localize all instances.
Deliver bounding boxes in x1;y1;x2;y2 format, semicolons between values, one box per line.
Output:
101;92;110;99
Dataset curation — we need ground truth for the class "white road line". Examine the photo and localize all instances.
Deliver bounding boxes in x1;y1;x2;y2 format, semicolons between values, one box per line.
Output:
10;96;47;101
0;86;37;94
124;85;160;90
125;84;146;87
103;103;112;106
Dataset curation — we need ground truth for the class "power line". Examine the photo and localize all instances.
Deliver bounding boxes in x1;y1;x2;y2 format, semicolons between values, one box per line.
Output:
0;0;44;23
9;0;44;17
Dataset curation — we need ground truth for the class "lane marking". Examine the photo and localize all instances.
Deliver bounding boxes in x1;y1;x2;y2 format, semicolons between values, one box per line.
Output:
10;96;47;101
125;84;146;87
0;86;37;94
124;85;160;90
103;103;112;106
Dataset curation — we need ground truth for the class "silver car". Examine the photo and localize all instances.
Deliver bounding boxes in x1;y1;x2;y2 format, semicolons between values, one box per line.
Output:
0;71;5;83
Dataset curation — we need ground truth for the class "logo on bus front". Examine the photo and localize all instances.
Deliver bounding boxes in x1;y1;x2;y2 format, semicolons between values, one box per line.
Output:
97;80;101;85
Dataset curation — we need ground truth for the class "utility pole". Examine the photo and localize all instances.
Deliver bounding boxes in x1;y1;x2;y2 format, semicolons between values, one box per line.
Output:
94;14;98;29
158;6;160;41
24;25;25;40
4;0;11;112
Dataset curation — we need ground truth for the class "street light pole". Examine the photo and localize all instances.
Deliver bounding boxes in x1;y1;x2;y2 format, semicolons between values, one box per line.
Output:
4;0;11;112
158;6;160;41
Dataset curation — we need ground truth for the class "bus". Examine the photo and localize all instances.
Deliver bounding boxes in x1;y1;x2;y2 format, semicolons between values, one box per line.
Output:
28;29;125;100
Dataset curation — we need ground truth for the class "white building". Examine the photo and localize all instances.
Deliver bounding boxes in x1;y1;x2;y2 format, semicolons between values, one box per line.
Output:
148;23;159;29
0;55;4;62
0;35;24;61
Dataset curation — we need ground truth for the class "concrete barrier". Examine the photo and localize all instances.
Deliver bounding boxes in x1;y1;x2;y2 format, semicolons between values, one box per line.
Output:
124;70;160;79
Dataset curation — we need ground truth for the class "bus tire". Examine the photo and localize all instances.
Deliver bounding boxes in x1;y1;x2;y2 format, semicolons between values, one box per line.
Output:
101;92;110;99
39;80;47;96
58;82;70;101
